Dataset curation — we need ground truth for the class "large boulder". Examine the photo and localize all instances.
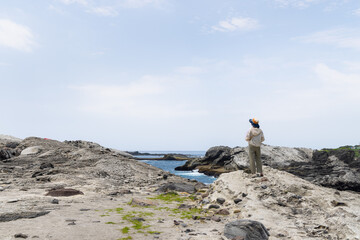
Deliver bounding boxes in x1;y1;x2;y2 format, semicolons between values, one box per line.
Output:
282;149;360;192
224;219;270;240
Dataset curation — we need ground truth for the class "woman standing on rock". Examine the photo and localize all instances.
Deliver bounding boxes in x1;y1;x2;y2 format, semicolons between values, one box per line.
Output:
245;118;265;177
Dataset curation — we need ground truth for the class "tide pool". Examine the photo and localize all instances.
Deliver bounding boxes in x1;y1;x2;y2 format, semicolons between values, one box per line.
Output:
140;159;216;184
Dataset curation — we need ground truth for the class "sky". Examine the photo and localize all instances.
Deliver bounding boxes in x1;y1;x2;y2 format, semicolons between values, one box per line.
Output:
1;0;360;151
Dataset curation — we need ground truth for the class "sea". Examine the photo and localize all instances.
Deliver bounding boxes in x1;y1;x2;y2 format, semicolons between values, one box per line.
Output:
134;151;216;184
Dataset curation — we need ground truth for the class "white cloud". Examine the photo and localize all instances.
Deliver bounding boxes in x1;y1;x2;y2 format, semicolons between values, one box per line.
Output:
353;8;360;16
273;0;322;8
176;66;204;75
211;17;259;32
315;63;360;97
296;28;360;51
57;0;166;15
0;19;35;52
87;6;118;16
70;75;207;118
122;0;165;8
58;0;88;5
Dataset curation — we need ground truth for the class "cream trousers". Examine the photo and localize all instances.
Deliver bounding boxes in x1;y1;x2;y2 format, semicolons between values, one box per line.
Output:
248;144;262;174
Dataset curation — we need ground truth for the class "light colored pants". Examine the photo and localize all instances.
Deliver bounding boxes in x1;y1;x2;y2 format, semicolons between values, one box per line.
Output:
248;144;262;174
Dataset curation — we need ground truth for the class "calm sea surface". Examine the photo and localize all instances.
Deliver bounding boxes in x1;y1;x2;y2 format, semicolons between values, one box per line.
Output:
136;151;216;184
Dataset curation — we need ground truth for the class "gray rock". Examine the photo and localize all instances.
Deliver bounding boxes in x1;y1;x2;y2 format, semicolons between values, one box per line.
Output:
40;162;54;169
224;219;270;240
0;211;50;222
216;209;230;215
21;146;42;155
234;198;242;204
211;216;221;222
209;204;220;209
14;233;28;238
45;188;84;197
156;182;197;194
216;198;226;204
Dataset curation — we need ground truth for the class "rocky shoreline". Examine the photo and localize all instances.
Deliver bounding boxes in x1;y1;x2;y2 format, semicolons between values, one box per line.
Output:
176;145;360;192
1;135;360;240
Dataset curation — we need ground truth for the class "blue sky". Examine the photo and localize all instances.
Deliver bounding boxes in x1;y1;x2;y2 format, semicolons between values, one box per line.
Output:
1;0;360;151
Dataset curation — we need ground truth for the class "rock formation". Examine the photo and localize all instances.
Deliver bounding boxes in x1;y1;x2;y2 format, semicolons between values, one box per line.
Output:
177;145;360;192
204;167;360;239
1;135;359;239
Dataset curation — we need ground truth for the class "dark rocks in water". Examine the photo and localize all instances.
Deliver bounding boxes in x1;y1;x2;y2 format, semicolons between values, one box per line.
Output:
204;146;232;166
175;146;232;172
156;182;204;194
0;211;50;222
178;144;360;192
45;188;84;197
224;219;270;240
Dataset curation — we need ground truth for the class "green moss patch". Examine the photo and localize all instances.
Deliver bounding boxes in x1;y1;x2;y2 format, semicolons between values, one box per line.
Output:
148;192;187;203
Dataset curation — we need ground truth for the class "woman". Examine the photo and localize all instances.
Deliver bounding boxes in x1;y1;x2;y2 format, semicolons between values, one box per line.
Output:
245;118;265;176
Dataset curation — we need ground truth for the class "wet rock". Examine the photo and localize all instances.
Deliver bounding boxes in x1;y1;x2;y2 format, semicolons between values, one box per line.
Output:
224;219;270;240
45;188;84;197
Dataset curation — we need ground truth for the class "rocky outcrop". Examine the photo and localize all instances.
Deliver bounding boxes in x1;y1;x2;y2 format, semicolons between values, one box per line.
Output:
175;146;234;176
280;149;360;192
224;219;270;240
177;145;360;192
204;167;360;239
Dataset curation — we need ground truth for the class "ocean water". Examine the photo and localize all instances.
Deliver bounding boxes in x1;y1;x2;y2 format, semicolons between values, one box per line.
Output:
136;151;216;184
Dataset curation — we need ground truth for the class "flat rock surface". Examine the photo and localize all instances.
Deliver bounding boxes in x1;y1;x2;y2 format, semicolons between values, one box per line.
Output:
205;167;360;240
